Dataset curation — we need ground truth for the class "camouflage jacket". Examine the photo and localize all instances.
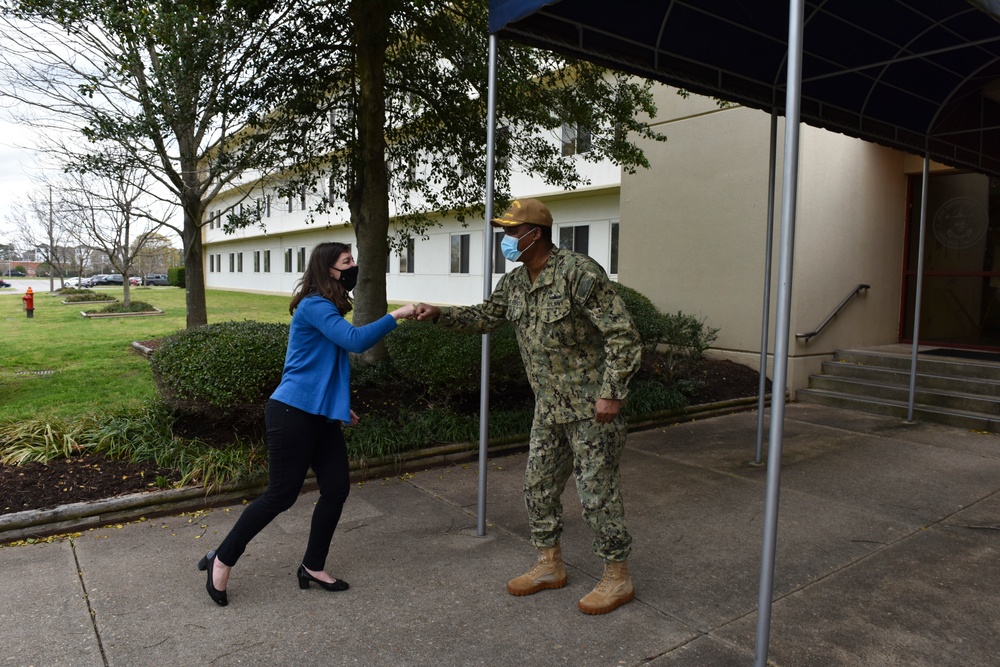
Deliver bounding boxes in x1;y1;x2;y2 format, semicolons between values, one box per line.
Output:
437;247;641;424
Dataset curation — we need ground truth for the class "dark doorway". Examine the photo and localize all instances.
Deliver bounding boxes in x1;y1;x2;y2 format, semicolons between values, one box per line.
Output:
902;172;1000;349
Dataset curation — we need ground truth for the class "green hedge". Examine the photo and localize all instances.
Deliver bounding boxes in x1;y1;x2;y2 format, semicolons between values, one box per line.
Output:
613;283;666;351
168;266;185;287
150;320;288;426
384;320;527;403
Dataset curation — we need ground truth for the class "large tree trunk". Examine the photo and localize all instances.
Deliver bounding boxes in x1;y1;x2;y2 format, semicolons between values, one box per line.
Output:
348;0;394;362
181;191;208;328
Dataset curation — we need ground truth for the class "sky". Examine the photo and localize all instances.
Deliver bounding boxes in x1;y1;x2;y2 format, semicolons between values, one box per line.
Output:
0;116;44;245
0;115;183;251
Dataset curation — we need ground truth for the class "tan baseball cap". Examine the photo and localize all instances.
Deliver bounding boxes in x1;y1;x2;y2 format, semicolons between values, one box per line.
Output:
491;198;553;228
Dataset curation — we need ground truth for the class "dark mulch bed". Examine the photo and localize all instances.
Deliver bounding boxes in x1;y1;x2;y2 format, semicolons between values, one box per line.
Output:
0;454;183;515
0;356;767;516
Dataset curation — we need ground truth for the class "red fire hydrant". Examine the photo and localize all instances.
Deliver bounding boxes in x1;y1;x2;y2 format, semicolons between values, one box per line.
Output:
22;287;34;318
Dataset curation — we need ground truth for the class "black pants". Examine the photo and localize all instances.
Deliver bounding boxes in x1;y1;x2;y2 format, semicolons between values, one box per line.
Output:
215;400;350;571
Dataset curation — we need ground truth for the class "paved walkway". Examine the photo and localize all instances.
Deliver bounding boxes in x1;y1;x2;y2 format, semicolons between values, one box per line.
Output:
2;403;1000;666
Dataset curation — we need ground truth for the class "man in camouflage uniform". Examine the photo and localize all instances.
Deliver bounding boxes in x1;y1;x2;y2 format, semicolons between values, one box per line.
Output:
415;198;641;615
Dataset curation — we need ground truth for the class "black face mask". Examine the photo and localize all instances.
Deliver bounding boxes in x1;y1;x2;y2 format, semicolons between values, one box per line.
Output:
337;265;359;291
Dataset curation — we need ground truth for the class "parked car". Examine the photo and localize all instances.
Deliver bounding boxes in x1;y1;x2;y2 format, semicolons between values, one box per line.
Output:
145;274;169;286
92;274;124;286
63;277;82;287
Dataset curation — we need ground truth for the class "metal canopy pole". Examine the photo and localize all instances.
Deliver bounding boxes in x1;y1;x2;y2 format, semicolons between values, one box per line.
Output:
906;155;930;422
754;0;804;664
756;109;779;464
477;34;500;536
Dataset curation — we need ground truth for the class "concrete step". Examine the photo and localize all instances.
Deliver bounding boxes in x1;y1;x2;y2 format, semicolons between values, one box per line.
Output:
820;360;1000;396
835;349;1000;382
809;375;1000;414
796;388;1000;432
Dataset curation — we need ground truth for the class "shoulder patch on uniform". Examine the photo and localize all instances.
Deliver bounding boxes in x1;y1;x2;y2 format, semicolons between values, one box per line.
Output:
575;273;596;302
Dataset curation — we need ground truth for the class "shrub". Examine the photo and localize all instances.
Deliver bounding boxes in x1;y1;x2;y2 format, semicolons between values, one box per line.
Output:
93;301;156;313
63;291;115;303
168;266;185;287
613;283;666;351
150;320;288;430
624;379;687;417
660;311;719;383
384;320;527;404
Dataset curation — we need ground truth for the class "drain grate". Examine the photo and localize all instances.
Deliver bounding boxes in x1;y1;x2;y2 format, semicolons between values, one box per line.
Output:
14;370;55;376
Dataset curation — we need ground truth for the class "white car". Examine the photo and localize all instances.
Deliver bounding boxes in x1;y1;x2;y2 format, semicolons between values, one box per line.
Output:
63;277;82;287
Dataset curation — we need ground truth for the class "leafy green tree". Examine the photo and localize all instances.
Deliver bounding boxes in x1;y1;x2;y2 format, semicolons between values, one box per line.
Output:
237;0;665;359
1;0;664;344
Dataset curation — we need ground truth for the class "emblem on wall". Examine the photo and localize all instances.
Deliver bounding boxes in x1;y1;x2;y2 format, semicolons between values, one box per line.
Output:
932;196;988;249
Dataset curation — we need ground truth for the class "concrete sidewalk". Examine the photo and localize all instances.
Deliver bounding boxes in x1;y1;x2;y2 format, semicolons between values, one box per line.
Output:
2;402;1000;666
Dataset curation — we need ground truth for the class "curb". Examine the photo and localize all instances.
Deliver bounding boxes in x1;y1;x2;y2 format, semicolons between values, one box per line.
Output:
0;396;768;543
80;309;164;318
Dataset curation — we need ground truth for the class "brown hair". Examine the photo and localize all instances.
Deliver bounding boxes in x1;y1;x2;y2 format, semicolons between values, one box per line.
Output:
289;242;353;316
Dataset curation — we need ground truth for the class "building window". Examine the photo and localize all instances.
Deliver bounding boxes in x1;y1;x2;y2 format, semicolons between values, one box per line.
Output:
237;252;243;273
399;238;414;273
228;253;235;272
264;249;271;273
209;255;215;273
559;224;590;256
284;248;293;272
216;254;221;272
610;222;619;274
287;193;293;213
296;247;306;272
450;233;470;274
300;187;307;211
265;194;272;218
561;123;592;156
254;250;260;273
494;230;506;274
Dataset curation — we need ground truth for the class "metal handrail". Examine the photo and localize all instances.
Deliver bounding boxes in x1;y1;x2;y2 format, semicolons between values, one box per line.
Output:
795;283;870;341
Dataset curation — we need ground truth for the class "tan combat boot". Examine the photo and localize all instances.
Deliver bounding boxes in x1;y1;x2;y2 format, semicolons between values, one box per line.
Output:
578;560;634;614
506;545;568;596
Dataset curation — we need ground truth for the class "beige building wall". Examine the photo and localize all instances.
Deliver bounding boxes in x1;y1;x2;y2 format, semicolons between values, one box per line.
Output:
620;87;911;397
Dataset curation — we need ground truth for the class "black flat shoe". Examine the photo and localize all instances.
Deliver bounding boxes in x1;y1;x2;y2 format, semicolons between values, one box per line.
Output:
297;564;349;592
197;550;229;606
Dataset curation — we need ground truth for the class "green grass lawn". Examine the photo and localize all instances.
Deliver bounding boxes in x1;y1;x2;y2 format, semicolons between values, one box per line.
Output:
0;286;294;424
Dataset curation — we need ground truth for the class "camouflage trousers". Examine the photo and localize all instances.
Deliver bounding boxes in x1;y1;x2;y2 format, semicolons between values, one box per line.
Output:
523;416;632;562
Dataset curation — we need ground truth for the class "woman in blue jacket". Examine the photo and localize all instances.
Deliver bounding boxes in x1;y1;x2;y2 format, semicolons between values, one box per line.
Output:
198;242;415;606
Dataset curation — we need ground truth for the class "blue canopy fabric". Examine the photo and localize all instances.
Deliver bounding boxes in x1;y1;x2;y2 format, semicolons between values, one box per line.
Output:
491;0;1000;177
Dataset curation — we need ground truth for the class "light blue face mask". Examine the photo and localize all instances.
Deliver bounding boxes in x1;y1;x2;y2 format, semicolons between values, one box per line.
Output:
500;229;537;262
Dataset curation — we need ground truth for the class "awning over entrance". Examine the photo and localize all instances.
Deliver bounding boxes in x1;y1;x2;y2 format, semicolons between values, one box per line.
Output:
491;0;1000;176
486;2;1000;665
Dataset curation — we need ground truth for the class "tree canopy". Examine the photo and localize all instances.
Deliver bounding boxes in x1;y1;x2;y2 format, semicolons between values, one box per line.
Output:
0;0;665;337
237;0;666;350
